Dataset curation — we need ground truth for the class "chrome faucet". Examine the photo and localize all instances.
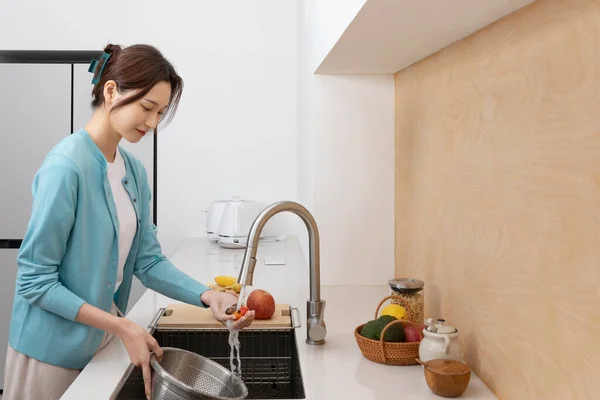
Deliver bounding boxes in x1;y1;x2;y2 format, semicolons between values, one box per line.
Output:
237;201;327;345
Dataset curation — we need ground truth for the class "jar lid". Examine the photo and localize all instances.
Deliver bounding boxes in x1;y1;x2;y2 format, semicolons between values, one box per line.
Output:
388;278;424;292
424;359;470;376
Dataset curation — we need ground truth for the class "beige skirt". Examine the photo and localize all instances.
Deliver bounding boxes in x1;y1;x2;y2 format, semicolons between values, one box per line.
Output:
2;304;120;400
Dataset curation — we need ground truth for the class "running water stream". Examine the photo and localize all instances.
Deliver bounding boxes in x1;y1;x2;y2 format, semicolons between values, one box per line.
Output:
226;320;241;375
227;284;248;375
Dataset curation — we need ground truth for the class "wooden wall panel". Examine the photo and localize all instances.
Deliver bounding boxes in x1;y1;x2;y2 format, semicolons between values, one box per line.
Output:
394;1;600;399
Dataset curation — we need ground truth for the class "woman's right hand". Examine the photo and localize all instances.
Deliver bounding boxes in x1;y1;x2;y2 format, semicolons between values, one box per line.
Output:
118;319;163;400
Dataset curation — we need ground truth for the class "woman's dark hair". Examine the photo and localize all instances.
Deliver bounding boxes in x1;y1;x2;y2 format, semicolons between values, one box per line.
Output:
90;43;183;127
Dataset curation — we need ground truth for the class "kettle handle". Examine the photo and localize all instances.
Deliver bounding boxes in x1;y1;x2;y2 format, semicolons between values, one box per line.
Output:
443;334;450;353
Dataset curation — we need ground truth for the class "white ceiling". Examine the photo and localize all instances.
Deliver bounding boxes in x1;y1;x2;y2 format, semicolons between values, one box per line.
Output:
315;0;536;74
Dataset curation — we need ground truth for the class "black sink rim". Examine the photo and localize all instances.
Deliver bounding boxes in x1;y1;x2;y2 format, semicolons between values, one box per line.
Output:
111;328;306;400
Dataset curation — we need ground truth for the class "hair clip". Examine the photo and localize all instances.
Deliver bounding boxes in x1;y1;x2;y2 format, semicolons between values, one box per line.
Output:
88;52;111;84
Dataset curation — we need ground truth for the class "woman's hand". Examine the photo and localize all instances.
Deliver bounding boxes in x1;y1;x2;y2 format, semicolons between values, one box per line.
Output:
75;303;162;399
201;290;255;330
117;319;163;400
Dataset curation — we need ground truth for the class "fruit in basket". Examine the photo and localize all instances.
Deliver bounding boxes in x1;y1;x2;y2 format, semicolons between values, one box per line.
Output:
247;289;276;319
360;316;405;342
360;320;380;340
376;316;405;342
404;324;424;342
214;275;237;287
380;304;407;320
376;315;397;330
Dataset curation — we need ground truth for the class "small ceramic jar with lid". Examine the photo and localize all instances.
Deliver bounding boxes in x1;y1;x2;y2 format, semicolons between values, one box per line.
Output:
388;278;425;324
419;318;463;363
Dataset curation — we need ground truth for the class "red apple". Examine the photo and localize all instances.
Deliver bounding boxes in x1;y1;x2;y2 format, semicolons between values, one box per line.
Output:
246;289;276;319
404;324;426;342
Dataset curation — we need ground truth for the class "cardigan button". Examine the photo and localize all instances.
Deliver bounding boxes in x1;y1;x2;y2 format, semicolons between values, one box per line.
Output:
124;180;128;184
133;198;137;203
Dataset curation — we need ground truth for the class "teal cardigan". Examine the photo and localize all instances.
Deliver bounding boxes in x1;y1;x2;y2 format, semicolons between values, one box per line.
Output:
9;128;210;369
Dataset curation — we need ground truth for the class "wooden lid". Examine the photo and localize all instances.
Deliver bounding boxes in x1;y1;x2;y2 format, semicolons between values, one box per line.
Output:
425;359;471;376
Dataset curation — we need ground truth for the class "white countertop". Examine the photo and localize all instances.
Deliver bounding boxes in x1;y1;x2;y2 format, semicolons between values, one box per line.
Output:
61;237;497;400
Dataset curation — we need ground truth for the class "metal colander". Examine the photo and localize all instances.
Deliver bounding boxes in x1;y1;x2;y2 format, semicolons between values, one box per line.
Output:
150;347;248;400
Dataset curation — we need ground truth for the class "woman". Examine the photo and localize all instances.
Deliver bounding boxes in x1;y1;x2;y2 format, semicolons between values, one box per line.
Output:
3;43;254;400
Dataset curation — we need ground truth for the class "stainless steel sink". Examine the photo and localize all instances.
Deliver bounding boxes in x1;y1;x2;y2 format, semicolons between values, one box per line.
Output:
112;311;306;399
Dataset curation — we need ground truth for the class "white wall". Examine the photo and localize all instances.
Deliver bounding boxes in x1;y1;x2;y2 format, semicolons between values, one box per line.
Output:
0;0;299;257
311;74;395;286
296;1;315;250
1;0;395;286
297;0;396;286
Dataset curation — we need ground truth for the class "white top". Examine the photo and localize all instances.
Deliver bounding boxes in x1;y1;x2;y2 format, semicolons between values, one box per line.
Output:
62;238;497;400
106;148;137;293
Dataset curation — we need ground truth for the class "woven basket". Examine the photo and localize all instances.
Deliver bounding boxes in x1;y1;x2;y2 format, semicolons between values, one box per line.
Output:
354;295;423;366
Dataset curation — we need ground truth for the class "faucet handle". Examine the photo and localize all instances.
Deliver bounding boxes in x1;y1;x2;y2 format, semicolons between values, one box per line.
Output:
308;318;327;344
306;300;327;345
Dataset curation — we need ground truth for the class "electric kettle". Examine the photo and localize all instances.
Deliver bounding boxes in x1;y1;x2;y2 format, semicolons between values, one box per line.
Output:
218;198;266;248
206;200;229;241
205;196;268;248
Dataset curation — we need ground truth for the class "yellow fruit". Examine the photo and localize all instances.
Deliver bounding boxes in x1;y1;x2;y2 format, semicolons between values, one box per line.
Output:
231;283;242;293
214;275;237;287
380;304;407;320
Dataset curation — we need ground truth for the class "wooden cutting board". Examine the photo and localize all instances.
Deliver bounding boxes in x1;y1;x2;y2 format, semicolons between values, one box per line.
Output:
157;303;292;328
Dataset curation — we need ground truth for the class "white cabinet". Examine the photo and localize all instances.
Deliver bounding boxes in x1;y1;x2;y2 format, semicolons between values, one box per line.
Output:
312;0;535;74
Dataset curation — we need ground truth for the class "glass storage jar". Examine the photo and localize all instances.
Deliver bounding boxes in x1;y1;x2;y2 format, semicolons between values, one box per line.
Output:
388;278;425;324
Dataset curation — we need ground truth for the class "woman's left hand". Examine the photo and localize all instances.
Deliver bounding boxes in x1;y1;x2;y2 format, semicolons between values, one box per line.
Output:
200;290;255;330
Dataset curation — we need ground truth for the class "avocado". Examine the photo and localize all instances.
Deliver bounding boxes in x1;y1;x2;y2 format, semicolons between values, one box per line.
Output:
360;319;380;340
360;315;405;342
376;315;405;342
376;315;396;328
